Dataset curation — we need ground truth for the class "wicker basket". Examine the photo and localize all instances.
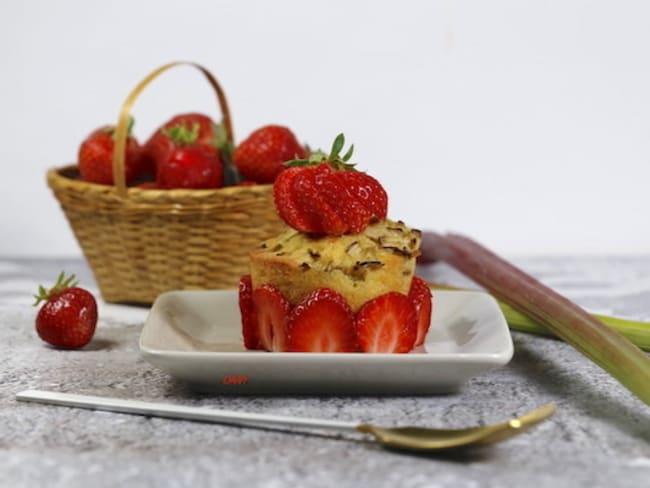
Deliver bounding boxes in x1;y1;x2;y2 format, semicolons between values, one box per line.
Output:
47;62;286;304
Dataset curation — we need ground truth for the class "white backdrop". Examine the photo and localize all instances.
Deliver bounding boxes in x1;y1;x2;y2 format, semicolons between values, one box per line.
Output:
1;0;649;256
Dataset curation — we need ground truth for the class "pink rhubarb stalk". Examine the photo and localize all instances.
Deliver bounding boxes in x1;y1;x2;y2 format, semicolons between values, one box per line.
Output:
420;232;650;406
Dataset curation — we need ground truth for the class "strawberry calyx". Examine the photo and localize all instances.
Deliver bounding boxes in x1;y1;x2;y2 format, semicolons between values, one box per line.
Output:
162;122;200;146
285;133;356;172
33;272;79;306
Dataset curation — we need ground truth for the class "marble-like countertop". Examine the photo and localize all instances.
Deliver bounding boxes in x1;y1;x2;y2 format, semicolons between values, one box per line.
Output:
1;256;649;487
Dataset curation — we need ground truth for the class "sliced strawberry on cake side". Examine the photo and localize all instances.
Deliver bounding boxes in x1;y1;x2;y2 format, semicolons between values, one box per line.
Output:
355;292;417;353
287;288;358;353
239;275;261;350
408;276;433;347
252;284;291;352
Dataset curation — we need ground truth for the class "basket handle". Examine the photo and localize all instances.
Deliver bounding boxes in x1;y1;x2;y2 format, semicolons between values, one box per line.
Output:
112;61;234;197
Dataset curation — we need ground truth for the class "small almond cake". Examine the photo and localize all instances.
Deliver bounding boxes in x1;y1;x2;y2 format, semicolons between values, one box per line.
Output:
250;219;421;312
238;134;433;354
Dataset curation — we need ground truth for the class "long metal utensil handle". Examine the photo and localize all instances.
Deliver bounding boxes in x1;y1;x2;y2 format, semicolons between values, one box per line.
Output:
16;390;359;432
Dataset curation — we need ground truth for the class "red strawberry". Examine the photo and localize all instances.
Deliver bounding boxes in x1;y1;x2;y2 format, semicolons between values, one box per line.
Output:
78;120;143;185
273;166;319;232
335;170;387;222
233;125;306;183
143;113;219;173
252;284;291;352
287;288;358;353
290;165;347;235
355;292;417;353
156;123;224;189
239;275;261;350
408;276;433;346
309;164;387;233
273;163;353;235
273;134;388;235
33;272;98;349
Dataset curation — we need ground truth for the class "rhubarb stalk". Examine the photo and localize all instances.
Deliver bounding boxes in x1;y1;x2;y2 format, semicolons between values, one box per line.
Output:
421;232;650;406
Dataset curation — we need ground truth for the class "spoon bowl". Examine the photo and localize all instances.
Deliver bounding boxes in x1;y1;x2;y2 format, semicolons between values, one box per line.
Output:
357;403;556;451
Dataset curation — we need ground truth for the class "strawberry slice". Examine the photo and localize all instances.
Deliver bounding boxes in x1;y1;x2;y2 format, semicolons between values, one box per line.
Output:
338;171;388;221
273;166;318;232
273;164;346;235
316;168;372;234
287;288;358;352
290;166;347;235
252;284;291;352
239;275;261;350
355;292;417;353
408;276;433;346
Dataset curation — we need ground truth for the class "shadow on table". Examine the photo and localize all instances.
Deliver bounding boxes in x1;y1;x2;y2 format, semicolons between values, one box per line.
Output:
508;336;650;444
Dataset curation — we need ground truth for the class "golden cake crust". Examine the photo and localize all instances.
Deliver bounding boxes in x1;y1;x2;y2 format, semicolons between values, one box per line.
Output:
249;219;421;311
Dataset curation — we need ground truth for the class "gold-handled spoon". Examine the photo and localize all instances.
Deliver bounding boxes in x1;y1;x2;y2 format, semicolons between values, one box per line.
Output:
16;390;555;452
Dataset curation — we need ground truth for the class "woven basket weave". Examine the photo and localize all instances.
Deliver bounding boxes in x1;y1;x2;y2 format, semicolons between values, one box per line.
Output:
47;62;286;304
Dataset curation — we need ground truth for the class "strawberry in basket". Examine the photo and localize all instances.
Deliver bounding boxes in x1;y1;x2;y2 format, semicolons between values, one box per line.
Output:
233;125;307;183
142;113;222;175
155;121;225;189
78;118;144;185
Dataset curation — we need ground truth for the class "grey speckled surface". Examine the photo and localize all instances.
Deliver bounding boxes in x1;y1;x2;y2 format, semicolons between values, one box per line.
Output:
1;257;649;487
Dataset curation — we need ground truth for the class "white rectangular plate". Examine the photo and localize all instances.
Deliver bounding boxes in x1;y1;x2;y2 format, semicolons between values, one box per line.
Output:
139;289;513;395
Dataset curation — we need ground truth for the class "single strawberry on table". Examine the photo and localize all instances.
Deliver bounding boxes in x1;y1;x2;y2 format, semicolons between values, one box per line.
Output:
33;272;98;349
156;122;224;189
233;125;307;183
78;118;143;185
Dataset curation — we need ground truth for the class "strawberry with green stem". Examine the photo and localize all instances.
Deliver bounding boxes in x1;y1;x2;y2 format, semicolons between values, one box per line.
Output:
33;272;98;349
143;112;241;185
274;134;388;235
156;122;225;189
